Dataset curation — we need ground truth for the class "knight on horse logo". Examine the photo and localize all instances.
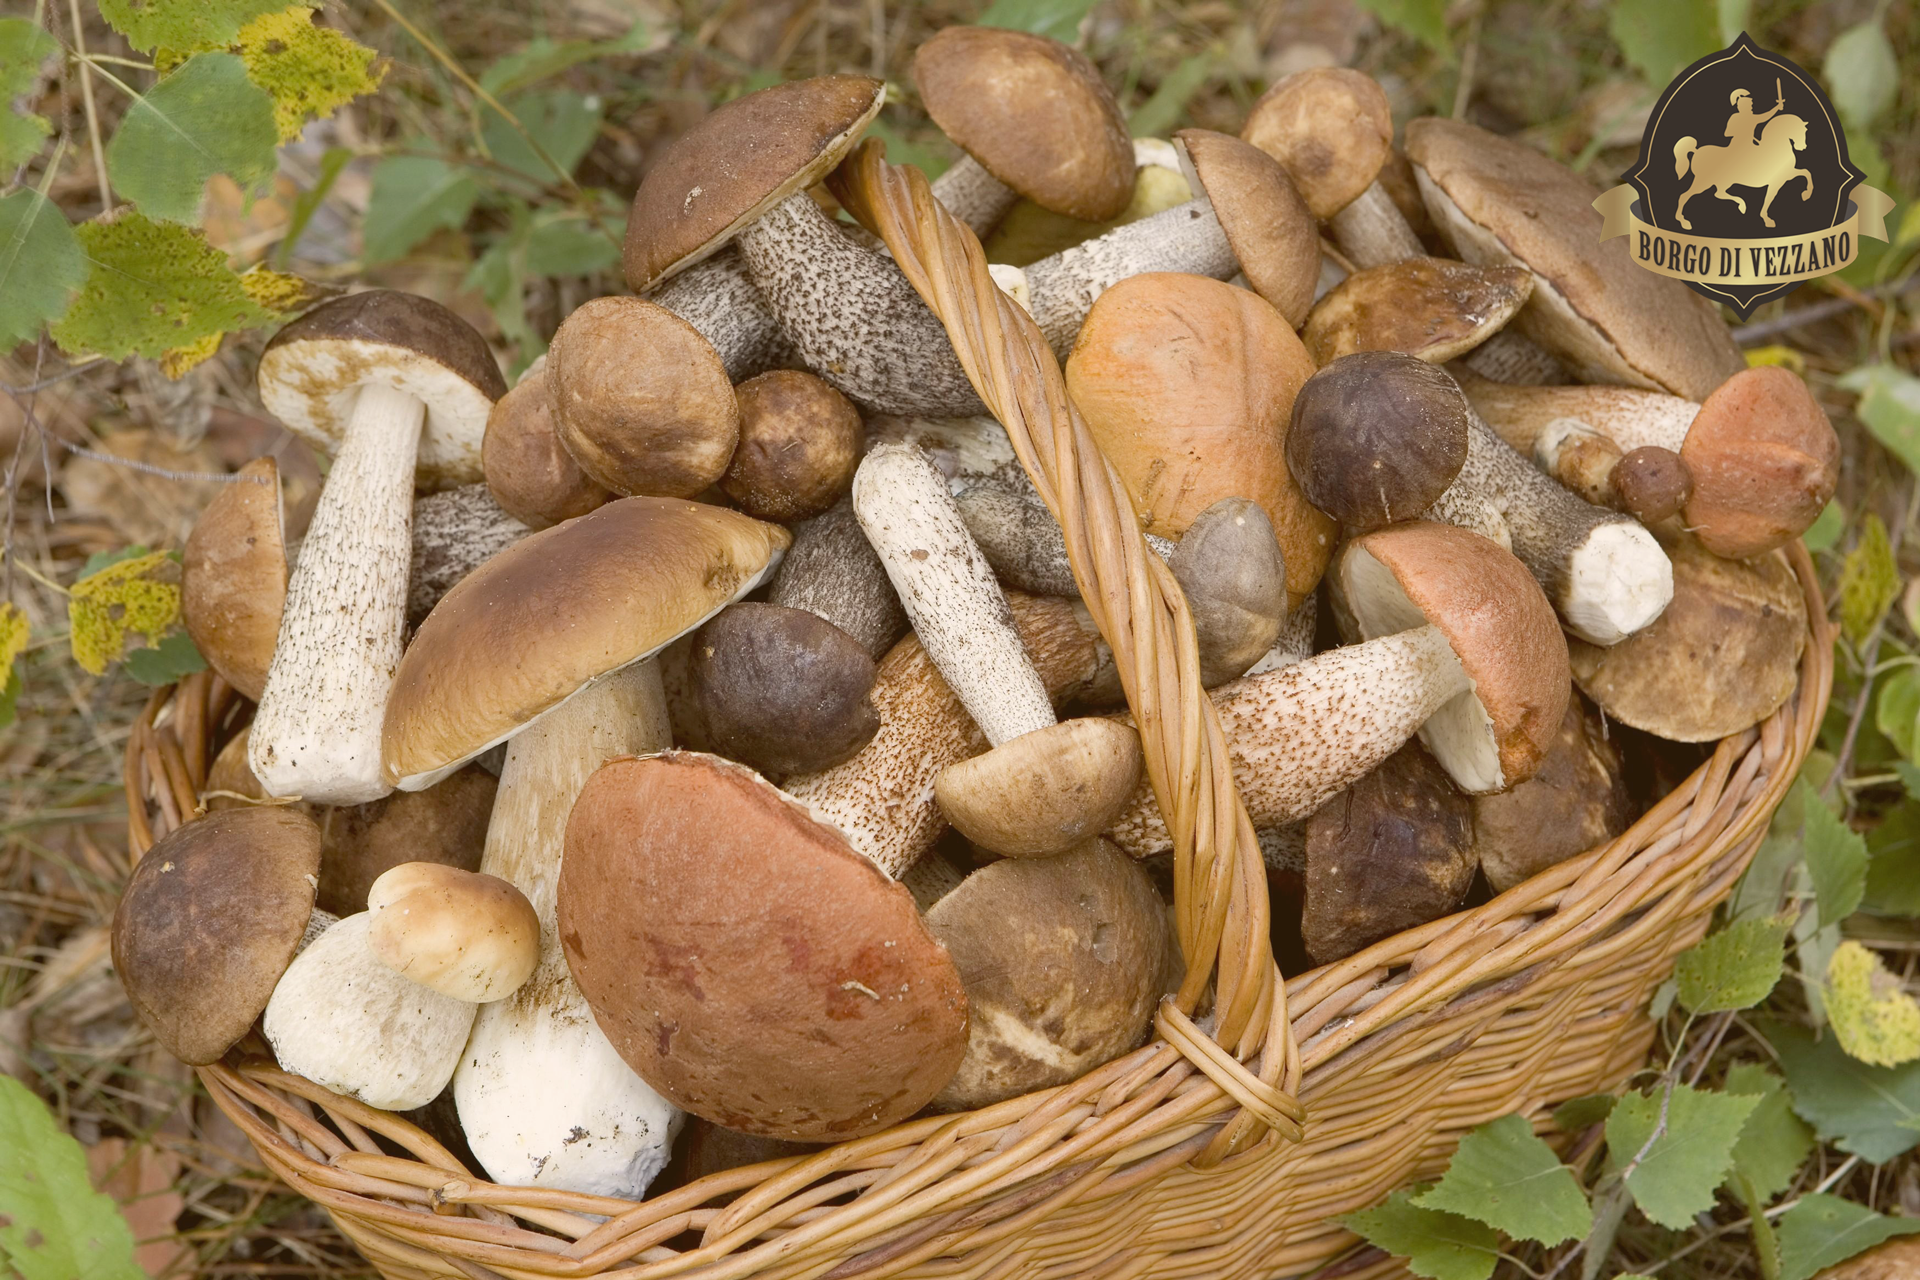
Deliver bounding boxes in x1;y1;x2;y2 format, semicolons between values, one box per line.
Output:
1593;33;1893;317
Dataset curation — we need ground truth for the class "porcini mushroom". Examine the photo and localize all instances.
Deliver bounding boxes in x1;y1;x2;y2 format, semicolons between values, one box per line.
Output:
1302;257;1534;367
483;355;612;528
182;456;286;701
720;370;862;522
365;863;540;1003
1473;696;1632;892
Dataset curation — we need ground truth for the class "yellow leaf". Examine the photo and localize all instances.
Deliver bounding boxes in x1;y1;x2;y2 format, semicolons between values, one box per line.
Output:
67;552;182;676
237;6;385;143
1827;940;1920;1067
237;263;325;313
158;331;223;379
0;602;28;672
1745;344;1807;374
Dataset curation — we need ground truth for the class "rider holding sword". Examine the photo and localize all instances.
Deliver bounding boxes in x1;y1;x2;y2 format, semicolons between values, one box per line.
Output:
1725;80;1785;155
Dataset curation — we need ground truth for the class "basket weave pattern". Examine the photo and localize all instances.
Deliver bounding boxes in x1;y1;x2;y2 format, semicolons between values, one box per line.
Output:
120;148;1834;1280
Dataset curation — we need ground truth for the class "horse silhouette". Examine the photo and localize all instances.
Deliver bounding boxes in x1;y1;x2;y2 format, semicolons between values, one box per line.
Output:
1672;114;1812;230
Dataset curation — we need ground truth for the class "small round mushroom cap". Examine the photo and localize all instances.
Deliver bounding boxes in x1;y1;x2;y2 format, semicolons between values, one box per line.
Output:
546;297;740;499
1173;128;1320;326
623;75;884;291
382;497;790;789
1568;538;1806;742
1611;446;1693;526
1473;695;1633;893
111;807;322;1065
1405;118;1745;402
721;370;862;522
926;839;1168;1111
1169;497;1290;686
1239;68;1393;220
182;456;286;701
1678;367;1839;559
1287;352;1470;530
256;291;506;491
1340;522;1570;792
913;27;1133;221
558;751;968;1141
366;863;540;1003
690;602;879;777
1302;257;1534;366
935;717;1143;858
484;358;612;528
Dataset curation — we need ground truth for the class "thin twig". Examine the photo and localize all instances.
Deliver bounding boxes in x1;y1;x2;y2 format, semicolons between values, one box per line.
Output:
1734;275;1920;345
63;0;110;212
1451;1;1484;120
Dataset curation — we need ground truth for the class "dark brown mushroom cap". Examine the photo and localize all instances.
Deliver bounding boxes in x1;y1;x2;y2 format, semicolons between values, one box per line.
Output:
1169;496;1289;686
1679;367;1839;559
1301;257;1534;367
721;370;863;523
546;297;740;499
1239;67;1393;220
182;456;286;701
1173;128;1319;327
111;807;322;1065
1473;695;1633;893
257;290;505;490
558;751;968;1141
1287;351;1470;530
1405;118;1745;401
1611;446;1693;526
623;75;884;291
1568;538;1805;742
483;361;612;528
913;27;1133;221
383;498;790;788
690;602;879;778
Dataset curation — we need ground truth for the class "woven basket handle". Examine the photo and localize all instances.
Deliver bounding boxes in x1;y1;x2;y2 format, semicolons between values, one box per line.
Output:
831;142;1302;1158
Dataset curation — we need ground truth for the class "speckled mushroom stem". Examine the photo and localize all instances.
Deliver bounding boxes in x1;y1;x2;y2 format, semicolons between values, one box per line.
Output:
735;192;988;417
956;464;1175;598
1105;626;1470;858
406;484;531;626
768;498;908;659
1024;199;1237;357
250;384;420;805
1327;182;1425;269
645;246;793;382
929;155;1019;237
1458;328;1569;386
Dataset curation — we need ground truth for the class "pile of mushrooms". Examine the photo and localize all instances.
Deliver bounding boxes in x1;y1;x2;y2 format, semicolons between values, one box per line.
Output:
130;20;1836;1201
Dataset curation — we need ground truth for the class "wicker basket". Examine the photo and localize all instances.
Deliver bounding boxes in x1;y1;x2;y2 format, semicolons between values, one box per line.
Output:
121;148;1834;1280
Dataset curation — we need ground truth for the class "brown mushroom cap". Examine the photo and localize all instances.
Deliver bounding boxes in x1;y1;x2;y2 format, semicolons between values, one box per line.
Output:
720;370;863;522
1341;522;1570;791
690;602;879;778
256;290;505;490
1287;352;1470;531
925;839;1167;1110
1174;128;1320;327
558;751;968;1141
1473;695;1633;893
483;358;612;528
1679;367;1839;559
934;717;1143;858
1065;272;1334;609
182;456;287;701
1568;538;1806;742
383;497;790;788
1405;118;1745;401
1302;257;1534;367
1611;446;1693;526
623;75;884;291
111;807;321;1065
1169;496;1290;686
913;27;1133;222
366;863;540;1003
1239;68;1393;220
546;297;740;499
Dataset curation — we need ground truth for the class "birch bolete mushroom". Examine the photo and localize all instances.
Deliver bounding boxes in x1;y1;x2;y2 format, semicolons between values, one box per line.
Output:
1473;696;1632;893
914;25;1134;237
182;456;286;701
483;355;611;528
720;370;862;522
251;290;505;805
405;484;532;626
983;138;1193;266
381;498;788;1196
1302;257;1534;367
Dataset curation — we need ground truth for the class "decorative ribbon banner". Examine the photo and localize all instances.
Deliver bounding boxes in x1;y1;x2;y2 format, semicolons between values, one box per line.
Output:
1593;184;1894;286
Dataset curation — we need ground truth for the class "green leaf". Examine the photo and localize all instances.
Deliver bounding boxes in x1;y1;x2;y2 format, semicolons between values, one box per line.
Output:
975;0;1100;43
1723;1063;1815;1203
0;190;85;349
123;627;208;686
0;18;60;167
1876;668;1920;764
1839;514;1900;645
1340;1189;1500;1280
1775;1193;1920;1280
273;144;350;266
97;0;284;56
480;90;604;183
1608;0;1718;87
1606;1082;1757;1228
107;53;280;224
1354;0;1451;54
1715;0;1750;45
1865;802;1920;917
1839;365;1920;477
1675;916;1789;1013
0;1074;145;1280
361;155;479;263
1824;20;1899;131
1554;1094;1619;1133
1129;53;1216;138
1413;1114;1591;1245
1801;499;1845;552
49;211;283;365
525;215;620;277
1768;1019;1920;1162
236;6;385;142
1804;781;1869;927
1827;940;1920;1067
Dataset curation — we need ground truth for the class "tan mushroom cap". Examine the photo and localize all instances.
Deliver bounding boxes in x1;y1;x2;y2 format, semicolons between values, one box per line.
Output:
1065;272;1335;609
1341;522;1570;791
182;456;286;701
1473;695;1632;893
1680;367;1839;559
934;717;1143;858
623;75;884;291
1405;118;1745;401
1174;128;1320;327
1302;257;1534;367
721;370;863;522
558;751;968;1141
484;358;612;528
111;807;321;1065
366;863;540;1003
1240;67;1393;220
914;26;1133;221
382;497;790;789
1568;537;1806;742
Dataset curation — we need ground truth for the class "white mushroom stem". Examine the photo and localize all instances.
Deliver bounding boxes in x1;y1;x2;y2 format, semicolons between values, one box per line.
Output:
645;245;792;382
930;154;1018;237
250;383;421;805
1460;374;1698;459
453;663;680;1198
1328;181;1425;269
853;443;1055;747
1106;626;1471;858
1025;199;1237;357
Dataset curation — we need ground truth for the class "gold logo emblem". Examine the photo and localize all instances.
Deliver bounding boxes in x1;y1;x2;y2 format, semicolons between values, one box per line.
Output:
1593;32;1894;317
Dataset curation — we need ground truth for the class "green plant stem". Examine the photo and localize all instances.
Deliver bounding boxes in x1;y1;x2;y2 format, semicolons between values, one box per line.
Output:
63;0;109;212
